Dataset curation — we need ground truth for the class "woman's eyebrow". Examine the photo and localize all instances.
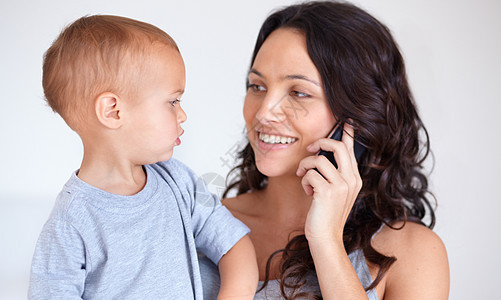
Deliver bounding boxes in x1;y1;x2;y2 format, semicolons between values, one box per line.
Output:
249;69;320;86
249;68;263;77
285;74;320;86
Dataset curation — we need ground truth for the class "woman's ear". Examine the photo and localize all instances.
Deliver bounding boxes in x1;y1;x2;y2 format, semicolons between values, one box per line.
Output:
95;92;122;129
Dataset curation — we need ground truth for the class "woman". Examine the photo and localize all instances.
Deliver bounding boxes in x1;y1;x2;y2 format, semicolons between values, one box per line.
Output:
200;1;449;299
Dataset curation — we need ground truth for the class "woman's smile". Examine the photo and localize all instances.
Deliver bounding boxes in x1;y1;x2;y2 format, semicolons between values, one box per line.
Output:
243;28;335;176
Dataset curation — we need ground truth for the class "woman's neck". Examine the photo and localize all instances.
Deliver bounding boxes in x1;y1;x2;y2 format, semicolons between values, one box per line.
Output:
258;174;312;226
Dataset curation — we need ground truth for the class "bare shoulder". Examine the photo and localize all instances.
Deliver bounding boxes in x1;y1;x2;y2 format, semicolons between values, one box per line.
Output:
222;192;262;221
373;221;446;253
372;221;450;299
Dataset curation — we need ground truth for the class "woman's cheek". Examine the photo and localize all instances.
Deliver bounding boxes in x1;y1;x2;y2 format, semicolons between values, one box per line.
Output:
243;98;258;126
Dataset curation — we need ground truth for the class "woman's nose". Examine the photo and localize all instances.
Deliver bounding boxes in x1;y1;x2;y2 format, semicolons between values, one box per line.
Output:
255;91;287;124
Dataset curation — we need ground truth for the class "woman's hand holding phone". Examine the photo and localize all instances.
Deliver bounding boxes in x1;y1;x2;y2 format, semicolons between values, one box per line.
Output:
296;123;363;244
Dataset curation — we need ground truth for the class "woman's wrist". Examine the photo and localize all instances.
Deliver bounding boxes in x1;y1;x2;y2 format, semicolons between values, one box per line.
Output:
308;235;346;260
308;234;369;299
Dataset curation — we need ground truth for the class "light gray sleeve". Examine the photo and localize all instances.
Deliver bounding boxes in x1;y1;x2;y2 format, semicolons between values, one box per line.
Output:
167;159;250;265
198;251;221;300
29;215;86;299
190;170;250;265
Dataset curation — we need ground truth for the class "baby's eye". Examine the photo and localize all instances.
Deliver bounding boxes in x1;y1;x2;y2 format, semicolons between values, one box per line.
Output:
170;99;181;106
290;91;310;98
248;83;267;93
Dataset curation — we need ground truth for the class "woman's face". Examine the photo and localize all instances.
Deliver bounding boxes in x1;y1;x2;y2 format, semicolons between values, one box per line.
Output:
244;28;336;177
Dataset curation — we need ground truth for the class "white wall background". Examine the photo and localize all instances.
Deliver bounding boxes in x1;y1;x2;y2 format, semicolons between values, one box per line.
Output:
1;0;500;298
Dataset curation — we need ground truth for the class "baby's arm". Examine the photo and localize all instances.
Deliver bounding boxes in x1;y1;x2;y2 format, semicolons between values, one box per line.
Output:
217;234;258;299
174;160;258;297
29;218;86;299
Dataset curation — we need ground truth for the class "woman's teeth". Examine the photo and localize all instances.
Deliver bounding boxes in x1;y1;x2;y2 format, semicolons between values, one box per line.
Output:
258;133;296;144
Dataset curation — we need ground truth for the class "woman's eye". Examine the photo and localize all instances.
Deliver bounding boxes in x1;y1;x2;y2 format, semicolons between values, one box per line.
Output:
248;83;266;93
290;91;310;98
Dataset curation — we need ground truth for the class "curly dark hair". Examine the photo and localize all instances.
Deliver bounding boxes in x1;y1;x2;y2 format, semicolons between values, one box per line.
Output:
224;1;435;299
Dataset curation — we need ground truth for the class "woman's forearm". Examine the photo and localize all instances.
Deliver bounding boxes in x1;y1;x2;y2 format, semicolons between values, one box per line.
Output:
309;238;369;300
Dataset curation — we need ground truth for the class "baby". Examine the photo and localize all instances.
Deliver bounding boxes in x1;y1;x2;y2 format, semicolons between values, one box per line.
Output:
29;15;257;299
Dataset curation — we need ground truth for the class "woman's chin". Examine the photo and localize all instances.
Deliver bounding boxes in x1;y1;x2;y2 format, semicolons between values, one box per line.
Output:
255;159;296;178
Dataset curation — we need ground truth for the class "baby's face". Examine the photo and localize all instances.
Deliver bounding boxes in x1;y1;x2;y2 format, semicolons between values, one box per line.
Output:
122;45;187;165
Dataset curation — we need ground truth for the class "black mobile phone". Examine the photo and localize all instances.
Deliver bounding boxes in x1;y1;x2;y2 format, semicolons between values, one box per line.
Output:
318;124;366;169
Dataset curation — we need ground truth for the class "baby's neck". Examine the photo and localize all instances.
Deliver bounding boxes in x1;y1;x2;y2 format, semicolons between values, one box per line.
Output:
77;151;147;196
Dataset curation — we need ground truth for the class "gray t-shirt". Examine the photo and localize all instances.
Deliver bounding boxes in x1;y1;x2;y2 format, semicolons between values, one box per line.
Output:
29;159;249;299
199;248;377;300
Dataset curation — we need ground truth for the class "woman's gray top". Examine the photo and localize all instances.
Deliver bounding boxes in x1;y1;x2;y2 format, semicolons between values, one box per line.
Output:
199;248;378;299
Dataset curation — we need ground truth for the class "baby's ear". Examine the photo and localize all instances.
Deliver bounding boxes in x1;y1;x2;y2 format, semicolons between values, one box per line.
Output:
95;92;122;129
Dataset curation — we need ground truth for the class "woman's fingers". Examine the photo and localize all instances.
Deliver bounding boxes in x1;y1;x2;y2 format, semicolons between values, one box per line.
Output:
304;139;352;175
298;148;358;199
341;123;355;153
296;155;338;180
299;122;362;200
300;169;329;196
300;124;364;244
